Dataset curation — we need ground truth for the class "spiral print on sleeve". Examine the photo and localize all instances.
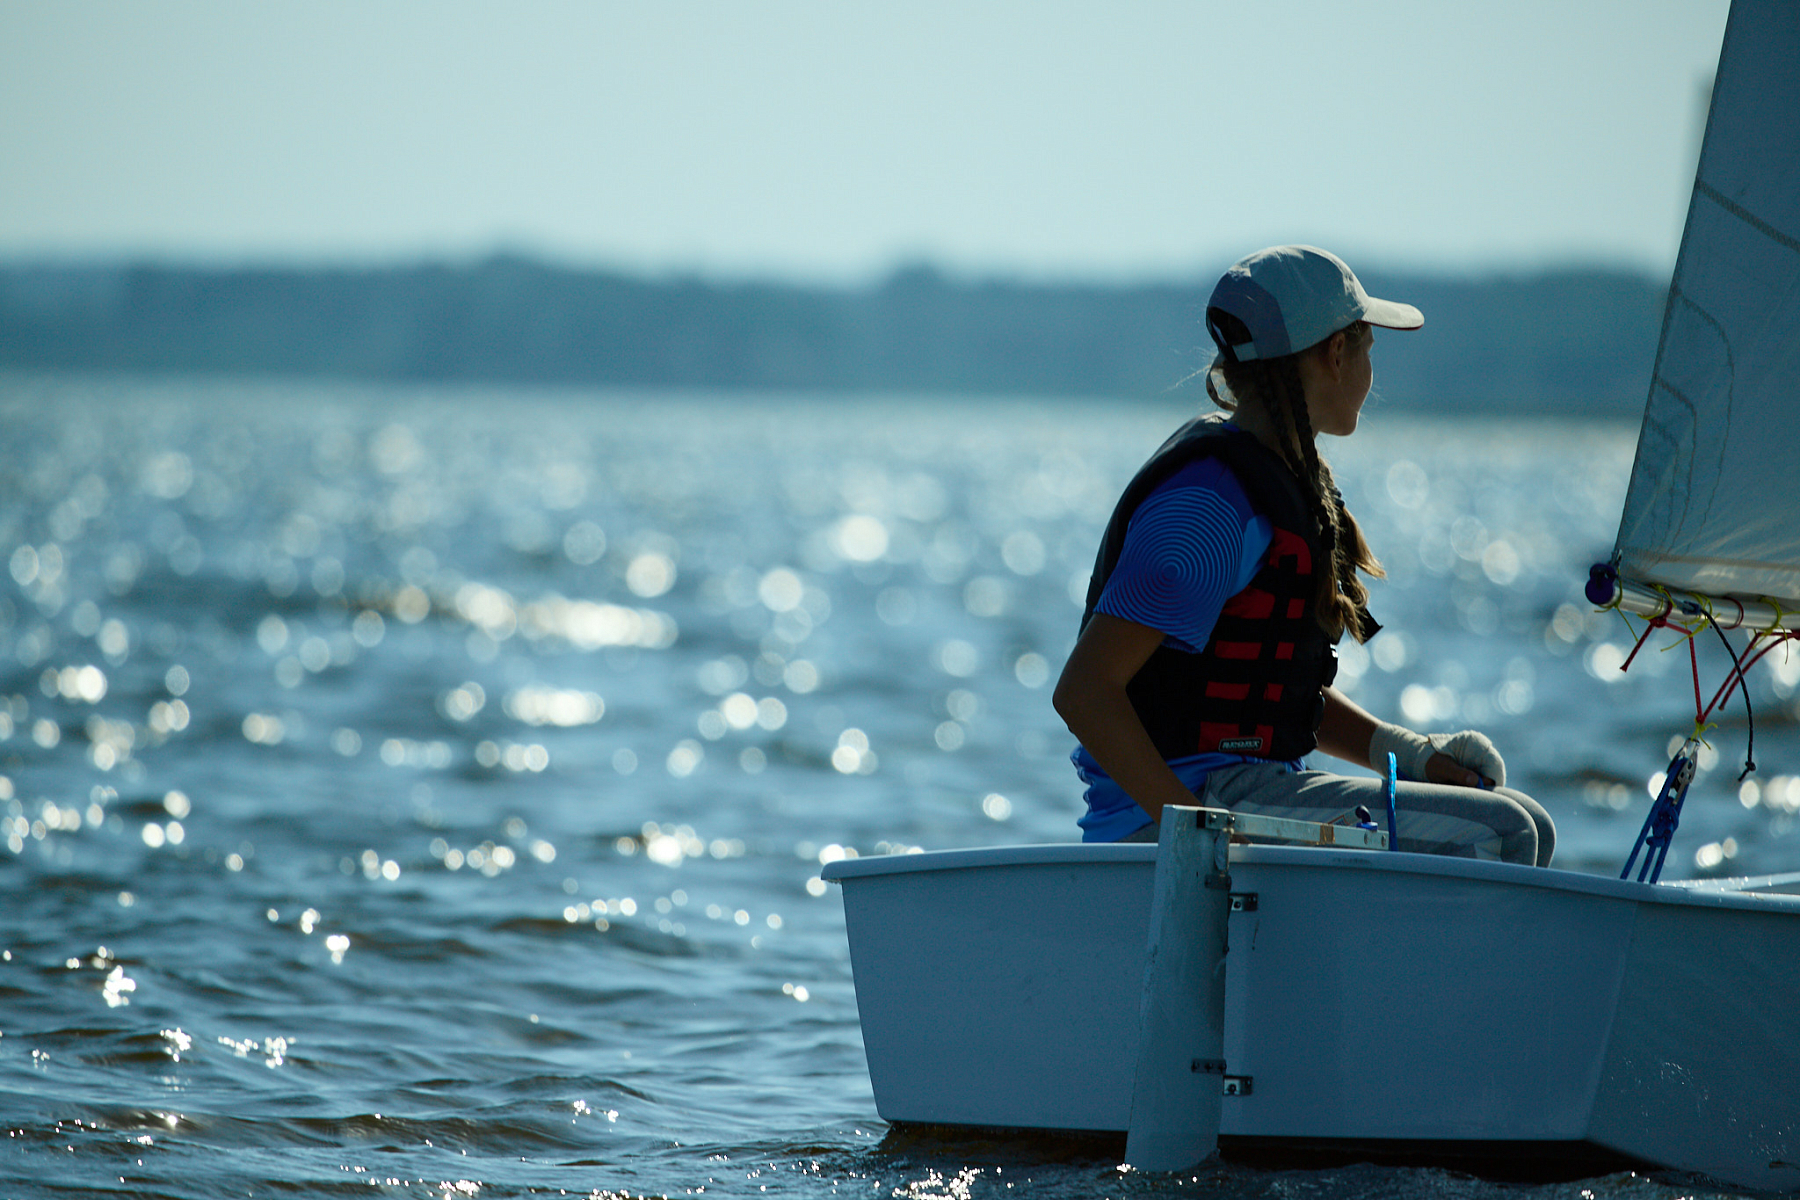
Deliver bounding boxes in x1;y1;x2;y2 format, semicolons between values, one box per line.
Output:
1094;482;1252;653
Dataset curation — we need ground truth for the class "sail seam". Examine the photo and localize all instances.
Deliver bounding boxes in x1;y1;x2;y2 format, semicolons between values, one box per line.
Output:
1695;181;1800;257
1646;284;1736;547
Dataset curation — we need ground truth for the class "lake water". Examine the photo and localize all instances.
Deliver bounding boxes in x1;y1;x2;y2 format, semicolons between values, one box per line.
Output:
0;373;1791;1199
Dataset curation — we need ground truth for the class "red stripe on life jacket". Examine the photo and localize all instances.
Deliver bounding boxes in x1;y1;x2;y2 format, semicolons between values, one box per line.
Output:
1222;588;1276;620
1267;528;1313;575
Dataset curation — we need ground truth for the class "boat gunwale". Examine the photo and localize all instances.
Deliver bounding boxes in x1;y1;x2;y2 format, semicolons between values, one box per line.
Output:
820;841;1800;913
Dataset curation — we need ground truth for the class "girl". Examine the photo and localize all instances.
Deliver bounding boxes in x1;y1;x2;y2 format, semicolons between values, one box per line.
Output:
1053;245;1554;865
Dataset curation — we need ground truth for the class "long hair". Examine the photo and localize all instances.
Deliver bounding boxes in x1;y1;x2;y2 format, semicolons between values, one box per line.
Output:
1204;317;1384;642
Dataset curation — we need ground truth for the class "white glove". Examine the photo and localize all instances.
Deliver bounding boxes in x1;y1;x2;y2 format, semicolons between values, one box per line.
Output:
1368;723;1505;788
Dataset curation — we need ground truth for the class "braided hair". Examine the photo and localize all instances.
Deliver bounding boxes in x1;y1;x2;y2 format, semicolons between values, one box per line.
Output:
1205;317;1384;643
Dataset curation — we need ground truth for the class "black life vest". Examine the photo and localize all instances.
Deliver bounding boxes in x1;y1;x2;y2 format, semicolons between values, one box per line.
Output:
1080;415;1374;762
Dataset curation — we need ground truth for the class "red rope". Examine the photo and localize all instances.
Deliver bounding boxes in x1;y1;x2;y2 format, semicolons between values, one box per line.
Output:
1613;607;1800;725
1701;631;1800;721
1702;631;1759;720
1618;614;1669;674
1609;602;1800;786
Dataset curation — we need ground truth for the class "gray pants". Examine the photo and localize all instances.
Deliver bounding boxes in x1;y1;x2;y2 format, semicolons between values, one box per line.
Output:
1124;761;1555;867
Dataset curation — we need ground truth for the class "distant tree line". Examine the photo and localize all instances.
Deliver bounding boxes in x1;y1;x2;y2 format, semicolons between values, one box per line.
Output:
0;255;1666;413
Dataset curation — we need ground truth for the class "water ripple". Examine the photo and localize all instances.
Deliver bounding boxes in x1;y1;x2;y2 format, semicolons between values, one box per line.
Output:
0;379;1784;1198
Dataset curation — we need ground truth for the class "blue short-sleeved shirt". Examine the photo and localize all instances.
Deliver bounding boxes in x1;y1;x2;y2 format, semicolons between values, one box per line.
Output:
1074;452;1289;842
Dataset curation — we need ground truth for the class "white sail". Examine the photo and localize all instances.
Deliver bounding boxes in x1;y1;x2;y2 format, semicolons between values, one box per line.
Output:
1612;0;1800;611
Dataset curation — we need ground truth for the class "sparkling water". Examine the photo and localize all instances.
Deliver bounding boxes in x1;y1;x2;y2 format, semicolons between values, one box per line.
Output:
0;373;1784;1198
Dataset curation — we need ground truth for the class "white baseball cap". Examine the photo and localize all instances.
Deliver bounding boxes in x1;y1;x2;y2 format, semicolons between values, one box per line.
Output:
1206;245;1423;362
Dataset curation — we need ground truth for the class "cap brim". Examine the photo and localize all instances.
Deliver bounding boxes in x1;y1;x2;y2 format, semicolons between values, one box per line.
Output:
1362;295;1423;330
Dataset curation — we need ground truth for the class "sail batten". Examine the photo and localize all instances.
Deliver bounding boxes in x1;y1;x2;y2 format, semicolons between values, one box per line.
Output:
1611;0;1800;611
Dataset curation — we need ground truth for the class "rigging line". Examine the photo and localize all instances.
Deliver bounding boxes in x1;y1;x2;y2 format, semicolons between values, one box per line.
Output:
1617;585;1686;674
1688;633;1704;728
1618;611;1665;673
1700;616;1793;716
1705;629;1764;716
1699;609;1758;782
1734;634;1800;687
1656;620;1704;650
1605;584;1783;778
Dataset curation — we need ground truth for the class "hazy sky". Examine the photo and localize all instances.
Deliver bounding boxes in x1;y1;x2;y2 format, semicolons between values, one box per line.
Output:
1;1;1730;283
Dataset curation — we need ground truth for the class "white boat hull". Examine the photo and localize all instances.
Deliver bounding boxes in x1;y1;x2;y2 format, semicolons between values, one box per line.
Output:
823;844;1800;1189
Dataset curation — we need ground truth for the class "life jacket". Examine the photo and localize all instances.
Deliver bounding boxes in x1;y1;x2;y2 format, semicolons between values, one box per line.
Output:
1081;414;1375;762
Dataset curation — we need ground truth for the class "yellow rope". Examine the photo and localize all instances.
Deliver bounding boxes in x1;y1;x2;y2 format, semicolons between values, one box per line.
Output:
1650;586;1705;650
1612;606;1640;640
1759;595;1790;636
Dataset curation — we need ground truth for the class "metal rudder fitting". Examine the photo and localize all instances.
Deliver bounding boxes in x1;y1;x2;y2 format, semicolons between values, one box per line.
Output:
1124;805;1384;1171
